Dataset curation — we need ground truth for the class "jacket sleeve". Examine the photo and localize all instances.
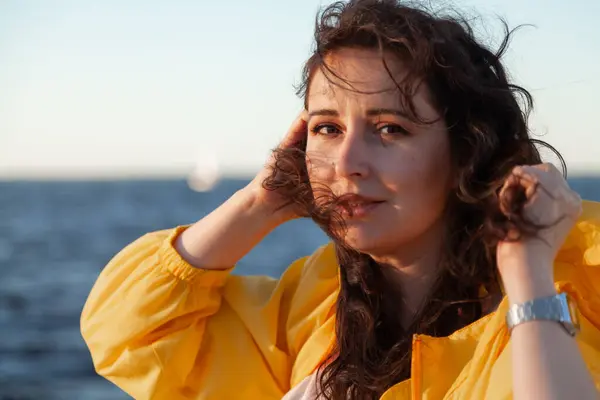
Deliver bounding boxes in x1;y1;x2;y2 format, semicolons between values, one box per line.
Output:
80;226;337;400
557;201;600;391
568;255;600;392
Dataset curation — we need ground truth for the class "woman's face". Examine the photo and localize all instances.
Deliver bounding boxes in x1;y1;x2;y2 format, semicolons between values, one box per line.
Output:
305;48;454;256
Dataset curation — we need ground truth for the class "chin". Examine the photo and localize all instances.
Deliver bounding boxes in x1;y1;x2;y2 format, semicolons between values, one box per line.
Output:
341;225;386;253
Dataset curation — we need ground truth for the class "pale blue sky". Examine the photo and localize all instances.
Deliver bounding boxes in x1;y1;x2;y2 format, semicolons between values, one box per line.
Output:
1;0;599;178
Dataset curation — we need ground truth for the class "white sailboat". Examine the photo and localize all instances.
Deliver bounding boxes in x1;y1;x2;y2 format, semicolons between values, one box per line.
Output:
186;152;220;192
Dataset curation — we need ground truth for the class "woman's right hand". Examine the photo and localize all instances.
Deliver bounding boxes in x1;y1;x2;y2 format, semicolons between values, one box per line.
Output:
240;111;309;225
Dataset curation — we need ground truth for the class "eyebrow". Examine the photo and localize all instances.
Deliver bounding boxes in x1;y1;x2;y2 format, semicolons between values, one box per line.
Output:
308;108;409;119
308;109;339;118
366;108;408;118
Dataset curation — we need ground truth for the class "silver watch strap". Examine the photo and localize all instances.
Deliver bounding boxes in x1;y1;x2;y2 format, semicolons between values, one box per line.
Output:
505;292;577;336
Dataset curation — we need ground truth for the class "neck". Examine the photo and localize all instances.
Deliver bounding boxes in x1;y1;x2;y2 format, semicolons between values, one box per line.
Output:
369;218;446;328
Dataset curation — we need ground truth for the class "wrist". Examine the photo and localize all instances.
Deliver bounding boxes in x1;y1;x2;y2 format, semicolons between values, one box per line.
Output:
500;260;557;305
234;188;285;230
505;280;558;305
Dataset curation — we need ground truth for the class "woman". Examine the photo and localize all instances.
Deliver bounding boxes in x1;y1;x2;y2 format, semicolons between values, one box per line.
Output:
81;1;600;399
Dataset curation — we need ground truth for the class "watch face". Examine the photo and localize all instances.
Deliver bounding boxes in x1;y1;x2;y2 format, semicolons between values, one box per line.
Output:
567;295;581;332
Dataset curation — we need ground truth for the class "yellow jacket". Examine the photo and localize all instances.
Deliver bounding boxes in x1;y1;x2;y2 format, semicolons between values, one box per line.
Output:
81;201;600;400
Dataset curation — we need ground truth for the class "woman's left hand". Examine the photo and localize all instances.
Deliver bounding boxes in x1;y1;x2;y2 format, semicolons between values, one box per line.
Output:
496;163;583;303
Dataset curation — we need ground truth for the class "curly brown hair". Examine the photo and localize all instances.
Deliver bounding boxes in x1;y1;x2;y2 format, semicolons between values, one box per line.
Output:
263;0;565;398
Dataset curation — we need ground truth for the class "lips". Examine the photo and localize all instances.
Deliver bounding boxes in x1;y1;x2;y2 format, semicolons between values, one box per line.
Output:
338;194;385;218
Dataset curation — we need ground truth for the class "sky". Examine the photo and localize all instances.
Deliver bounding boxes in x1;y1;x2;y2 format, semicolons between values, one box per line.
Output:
1;0;599;179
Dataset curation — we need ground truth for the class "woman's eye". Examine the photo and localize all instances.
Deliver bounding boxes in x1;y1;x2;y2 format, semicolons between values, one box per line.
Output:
311;124;341;136
378;124;410;136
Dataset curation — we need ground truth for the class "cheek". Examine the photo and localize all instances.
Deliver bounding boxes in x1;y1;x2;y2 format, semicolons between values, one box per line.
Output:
359;144;451;250
384;140;452;204
305;143;336;184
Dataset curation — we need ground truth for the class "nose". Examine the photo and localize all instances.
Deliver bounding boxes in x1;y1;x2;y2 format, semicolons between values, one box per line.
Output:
334;129;370;179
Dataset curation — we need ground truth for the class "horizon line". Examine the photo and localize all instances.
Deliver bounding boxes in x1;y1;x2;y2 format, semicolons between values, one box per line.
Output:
1;166;599;181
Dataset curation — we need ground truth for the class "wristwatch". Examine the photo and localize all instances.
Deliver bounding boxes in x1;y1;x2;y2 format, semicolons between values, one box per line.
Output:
505;292;580;336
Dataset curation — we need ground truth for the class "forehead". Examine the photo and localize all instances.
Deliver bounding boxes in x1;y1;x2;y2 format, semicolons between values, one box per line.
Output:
307;48;414;109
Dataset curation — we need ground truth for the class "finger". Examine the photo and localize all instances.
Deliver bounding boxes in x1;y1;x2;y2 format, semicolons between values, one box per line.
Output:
564;189;583;217
511;165;558;200
500;166;539;206
528;163;553;173
279;111;308;149
513;164;583;221
528;163;567;184
498;173;520;212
